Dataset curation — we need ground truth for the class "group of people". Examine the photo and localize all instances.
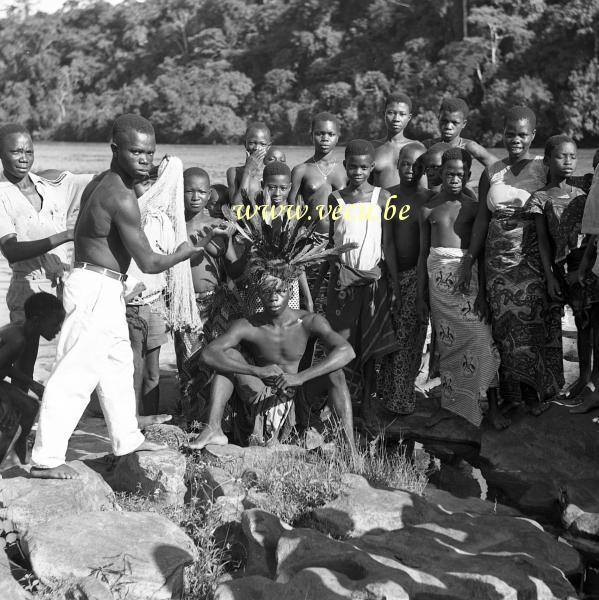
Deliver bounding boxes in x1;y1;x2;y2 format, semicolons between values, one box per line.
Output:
0;91;597;478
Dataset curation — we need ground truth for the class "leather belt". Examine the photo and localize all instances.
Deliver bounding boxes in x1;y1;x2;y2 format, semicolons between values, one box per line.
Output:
74;261;128;282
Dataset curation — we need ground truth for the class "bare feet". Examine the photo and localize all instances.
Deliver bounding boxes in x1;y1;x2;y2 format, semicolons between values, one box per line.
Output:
560;377;591;401
425;409;454;428
527;401;552;417
570;391;599;414
137;414;172;429
486;405;511;430
30;464;80;479
187;426;228;450
132;440;168;453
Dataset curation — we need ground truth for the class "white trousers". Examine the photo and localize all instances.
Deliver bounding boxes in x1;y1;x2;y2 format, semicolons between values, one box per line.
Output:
32;268;145;468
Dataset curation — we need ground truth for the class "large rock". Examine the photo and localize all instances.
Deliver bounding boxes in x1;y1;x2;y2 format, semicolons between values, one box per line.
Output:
0;548;30;599
23;511;196;600
0;461;116;536
560;478;599;551
110;449;186;506
219;519;579;600
142;424;188;450
311;473;438;537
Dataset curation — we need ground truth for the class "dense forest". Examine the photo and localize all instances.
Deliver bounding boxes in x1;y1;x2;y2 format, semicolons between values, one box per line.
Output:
0;0;597;145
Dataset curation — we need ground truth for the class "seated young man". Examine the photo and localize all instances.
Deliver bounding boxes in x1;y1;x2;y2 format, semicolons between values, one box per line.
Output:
0;292;65;466
188;271;357;453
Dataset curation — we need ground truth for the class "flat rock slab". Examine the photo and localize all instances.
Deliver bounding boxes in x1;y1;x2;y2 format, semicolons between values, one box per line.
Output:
423;484;520;517
23;511;197;600
142;424;188;449
109;449;187;506
0;461;116;537
481;403;599;518
205;443;306;463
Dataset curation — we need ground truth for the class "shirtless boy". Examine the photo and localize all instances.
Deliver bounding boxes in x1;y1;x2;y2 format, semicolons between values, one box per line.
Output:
227;122;271;207
30;114;216;479
417;148;505;429
188;273;357;452
378;142;434;415
372;93;417;188
0;292;64;466
423;97;497;167
289;112;347;239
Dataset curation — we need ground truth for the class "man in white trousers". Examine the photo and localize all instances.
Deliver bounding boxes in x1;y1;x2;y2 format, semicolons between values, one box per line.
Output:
30;114;220;479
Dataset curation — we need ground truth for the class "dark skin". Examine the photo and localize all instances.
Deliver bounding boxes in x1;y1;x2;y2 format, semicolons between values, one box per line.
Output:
384;144;434;289
424;110;497;167
188;275;356;453
534;142;599;406
31;127;215;480
288;119;347;236
0;132;74;266
315;153;392;409
417;158;508;430
0;309;64;466
227;126;271;207
372;102;417;188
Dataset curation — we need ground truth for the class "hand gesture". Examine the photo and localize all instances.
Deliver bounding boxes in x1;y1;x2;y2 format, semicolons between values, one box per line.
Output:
272;371;303;393
124;280;147;303
212;223;236;238
474;292;491;323
177;241;204;260
454;265;472;294
546;274;563;303
245;146;267;168
255;364;285;384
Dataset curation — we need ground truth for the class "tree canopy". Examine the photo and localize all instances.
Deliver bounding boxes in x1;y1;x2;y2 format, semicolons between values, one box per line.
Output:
0;0;597;145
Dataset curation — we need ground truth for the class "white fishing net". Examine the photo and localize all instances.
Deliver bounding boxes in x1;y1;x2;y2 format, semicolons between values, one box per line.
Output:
137;155;200;331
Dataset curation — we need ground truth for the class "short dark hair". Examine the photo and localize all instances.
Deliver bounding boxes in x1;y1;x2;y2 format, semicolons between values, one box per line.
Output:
111;114;154;145
0;124;30;146
504;106;537;129
385;92;412;112
245;121;271;139
426;142;452;159
344;139;375;160
263;161;291;180
543;134;576;161
183;167;210;181
311;111;339;130
441;148;472;171
439;97;469;118
24;292;65;320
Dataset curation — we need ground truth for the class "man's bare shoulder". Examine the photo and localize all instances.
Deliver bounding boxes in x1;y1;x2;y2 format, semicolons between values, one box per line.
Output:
0;323;25;353
301;311;332;333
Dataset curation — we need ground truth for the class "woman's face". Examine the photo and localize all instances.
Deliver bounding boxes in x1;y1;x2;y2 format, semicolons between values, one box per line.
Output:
503;118;535;160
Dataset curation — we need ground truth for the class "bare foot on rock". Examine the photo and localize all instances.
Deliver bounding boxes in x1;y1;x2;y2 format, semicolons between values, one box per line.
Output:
30;464;80;479
137;414;172;429
486;405;511;430
560;377;591;402
132;440;168;453
570;391;599;414
187;426;228;450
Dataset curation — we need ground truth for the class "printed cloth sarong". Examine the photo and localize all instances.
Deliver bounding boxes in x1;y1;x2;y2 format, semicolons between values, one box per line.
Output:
326;262;399;400
486;207;564;401
377;265;427;414
427;247;500;426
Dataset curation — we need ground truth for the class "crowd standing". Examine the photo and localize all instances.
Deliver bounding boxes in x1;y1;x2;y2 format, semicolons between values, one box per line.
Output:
0;94;597;476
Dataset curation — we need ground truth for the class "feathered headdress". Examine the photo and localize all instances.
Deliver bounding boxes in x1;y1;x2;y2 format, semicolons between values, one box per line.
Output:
221;203;357;282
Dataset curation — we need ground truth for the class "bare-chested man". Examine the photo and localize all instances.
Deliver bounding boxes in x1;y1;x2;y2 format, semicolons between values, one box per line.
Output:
288;112;347;239
371;93;417;188
227;122;271;207
30;114;219;479
423;97;497;167
188;272;357;452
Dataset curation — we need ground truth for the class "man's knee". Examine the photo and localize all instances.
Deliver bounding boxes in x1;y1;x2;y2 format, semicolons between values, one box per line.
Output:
327;369;346;387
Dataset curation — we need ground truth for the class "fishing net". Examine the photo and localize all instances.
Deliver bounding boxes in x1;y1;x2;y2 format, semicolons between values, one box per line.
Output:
137;155;200;332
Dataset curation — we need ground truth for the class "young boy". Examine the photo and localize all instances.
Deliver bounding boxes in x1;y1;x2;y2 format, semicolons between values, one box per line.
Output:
324;139;398;409
372;93;417;188
0;292;65;466
423;97;497;167
174;167;236;422
377;142;434;415
227;122;271;207
417;148;505;429
289;112;347;240
422;143;452;193
264;147;286;164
